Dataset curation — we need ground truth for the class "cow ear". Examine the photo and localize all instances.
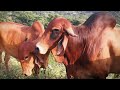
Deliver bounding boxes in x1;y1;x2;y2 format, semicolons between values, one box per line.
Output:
34;56;44;68
34;59;41;68
56;35;68;56
32;21;45;37
52;48;65;63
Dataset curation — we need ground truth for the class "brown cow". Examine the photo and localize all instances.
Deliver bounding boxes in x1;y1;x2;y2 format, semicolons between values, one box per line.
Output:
0;21;44;76
35;12;120;79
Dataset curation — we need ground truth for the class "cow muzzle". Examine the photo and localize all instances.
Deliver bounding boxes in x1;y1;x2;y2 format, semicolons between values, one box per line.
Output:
36;43;48;54
23;69;32;76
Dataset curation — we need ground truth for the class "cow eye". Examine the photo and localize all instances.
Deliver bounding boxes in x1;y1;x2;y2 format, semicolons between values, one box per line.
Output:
24;56;29;60
50;29;60;39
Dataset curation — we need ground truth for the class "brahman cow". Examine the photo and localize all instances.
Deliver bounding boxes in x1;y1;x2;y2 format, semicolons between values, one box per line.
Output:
34;12;120;79
0;21;44;76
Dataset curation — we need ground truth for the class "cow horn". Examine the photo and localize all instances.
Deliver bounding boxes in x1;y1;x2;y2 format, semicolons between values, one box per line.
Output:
65;27;78;37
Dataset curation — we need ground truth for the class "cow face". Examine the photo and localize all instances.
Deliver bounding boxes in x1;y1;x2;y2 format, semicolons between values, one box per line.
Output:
18;41;44;76
35;17;78;55
20;56;34;76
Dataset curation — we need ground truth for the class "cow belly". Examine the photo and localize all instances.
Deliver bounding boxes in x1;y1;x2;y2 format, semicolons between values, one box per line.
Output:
2;44;19;58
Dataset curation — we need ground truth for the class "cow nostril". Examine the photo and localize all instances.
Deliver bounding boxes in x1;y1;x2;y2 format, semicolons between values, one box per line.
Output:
35;47;39;53
24;74;27;76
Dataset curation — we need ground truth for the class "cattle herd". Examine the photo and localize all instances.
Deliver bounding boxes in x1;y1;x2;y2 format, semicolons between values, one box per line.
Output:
0;11;120;79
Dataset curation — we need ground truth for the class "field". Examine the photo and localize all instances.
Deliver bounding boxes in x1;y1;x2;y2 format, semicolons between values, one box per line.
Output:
0;11;120;79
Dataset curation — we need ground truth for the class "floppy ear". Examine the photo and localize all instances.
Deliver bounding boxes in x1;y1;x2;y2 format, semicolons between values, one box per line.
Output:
34;59;41;68
52;48;65;63
32;21;45;37
56;35;68;56
34;55;44;68
32;47;44;67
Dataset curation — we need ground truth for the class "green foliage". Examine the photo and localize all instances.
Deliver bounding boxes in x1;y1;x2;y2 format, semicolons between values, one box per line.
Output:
11;11;39;26
0;11;13;22
0;11;88;27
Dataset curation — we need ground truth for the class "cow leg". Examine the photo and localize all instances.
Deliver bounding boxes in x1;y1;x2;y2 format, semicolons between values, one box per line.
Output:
4;53;10;72
33;64;40;78
0;51;3;63
66;72;72;79
65;65;76;79
65;66;72;79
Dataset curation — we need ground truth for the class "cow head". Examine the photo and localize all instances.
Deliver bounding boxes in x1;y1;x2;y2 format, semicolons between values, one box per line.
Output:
18;41;46;76
35;17;78;56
